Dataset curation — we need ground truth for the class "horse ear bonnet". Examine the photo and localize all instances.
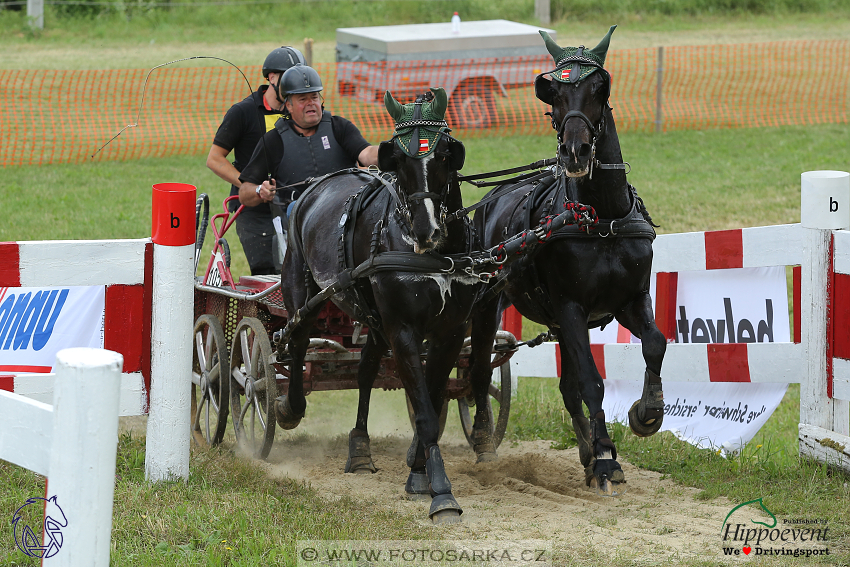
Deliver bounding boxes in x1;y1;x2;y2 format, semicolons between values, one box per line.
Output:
382;88;454;160
447;139;465;171
378;141;397;171
537;25;616;101
534;75;556;106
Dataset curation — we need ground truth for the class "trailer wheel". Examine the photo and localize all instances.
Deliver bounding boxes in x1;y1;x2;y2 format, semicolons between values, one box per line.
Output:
191;314;230;447
458;341;512;450
230;317;277;459
451;84;496;129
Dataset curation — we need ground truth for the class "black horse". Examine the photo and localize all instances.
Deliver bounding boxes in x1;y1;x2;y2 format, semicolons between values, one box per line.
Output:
467;26;666;496
276;88;477;523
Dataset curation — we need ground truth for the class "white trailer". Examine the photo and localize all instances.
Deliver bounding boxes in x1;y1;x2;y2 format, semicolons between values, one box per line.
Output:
336;20;556;128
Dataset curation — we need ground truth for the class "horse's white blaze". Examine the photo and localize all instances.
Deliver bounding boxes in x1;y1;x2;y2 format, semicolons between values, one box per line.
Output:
418;154;440;239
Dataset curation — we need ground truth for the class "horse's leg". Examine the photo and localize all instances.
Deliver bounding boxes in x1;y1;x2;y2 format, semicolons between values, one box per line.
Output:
554;303;625;495
345;332;389;474
392;325;463;523
276;261;321;429
615;291;666;437
552;328;594;472
467;295;503;462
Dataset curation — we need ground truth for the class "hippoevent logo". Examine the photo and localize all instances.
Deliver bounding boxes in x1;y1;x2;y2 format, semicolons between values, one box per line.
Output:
0;288;69;351
12;495;68;559
720;497;830;558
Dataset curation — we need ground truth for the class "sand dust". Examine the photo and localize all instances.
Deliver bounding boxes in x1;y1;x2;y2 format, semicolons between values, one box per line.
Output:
261;432;759;566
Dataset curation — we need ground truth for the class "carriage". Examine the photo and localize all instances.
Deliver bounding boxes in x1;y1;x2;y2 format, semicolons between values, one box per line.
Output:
190;193;515;460
191;27;666;519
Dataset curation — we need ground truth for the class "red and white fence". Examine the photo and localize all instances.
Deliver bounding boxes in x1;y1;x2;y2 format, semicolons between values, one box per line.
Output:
0;183;196;484
0;238;153;415
508;170;850;472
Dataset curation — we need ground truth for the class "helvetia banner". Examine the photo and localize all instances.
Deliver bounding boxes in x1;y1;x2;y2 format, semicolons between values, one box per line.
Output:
595;266;791;453
591;266;790;344
0;286;105;373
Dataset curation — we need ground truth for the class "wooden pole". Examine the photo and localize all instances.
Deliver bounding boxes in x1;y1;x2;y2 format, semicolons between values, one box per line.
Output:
304;38;314;66
535;0;550;25
27;0;43;30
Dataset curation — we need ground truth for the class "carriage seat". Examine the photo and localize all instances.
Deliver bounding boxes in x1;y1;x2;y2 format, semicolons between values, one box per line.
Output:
236;274;279;293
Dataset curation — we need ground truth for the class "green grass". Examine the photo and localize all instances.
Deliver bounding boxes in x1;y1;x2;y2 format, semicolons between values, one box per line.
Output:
2;123;845;275
0;433;425;566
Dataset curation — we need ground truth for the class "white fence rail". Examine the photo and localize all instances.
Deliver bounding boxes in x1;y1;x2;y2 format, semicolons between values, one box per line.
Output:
0;348;122;566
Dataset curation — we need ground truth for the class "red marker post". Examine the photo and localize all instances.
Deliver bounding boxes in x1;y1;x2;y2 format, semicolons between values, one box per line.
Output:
146;183;196;482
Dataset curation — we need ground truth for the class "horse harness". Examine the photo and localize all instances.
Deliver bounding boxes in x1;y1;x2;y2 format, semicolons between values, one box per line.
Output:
478;171;657;331
279;168;491;351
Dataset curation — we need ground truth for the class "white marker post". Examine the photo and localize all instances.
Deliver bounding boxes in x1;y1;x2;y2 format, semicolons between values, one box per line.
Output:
800;171;850;435
145;183;196;482
48;348;123;567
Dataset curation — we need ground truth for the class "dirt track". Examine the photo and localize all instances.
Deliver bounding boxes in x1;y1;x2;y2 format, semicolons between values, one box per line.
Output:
263;433;756;566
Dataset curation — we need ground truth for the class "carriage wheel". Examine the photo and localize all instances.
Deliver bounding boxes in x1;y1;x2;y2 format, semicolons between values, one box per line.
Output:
229;317;276;459
190;314;230;447
458;346;512;450
405;393;448;441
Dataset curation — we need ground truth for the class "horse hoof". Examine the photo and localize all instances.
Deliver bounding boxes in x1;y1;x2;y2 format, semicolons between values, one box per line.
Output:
475;450;498;464
589;458;626;497
429;493;463;522
345;429;377;474
405;471;429;495
591;475;627;497
345;456;377;474
274;395;304;430
431;509;462;525
628;400;663;437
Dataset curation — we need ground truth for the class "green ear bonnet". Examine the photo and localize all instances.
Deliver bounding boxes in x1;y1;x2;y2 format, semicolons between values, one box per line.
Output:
383;88;451;158
540;25;616;84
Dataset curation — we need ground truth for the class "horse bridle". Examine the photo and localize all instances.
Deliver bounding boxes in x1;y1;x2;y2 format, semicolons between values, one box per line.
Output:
388;114;462;227
541;55;630;179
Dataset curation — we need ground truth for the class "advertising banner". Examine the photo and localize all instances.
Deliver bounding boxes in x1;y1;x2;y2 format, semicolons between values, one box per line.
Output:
591;266;790;344
590;266;791;452
0;286;105;373
603;380;789;453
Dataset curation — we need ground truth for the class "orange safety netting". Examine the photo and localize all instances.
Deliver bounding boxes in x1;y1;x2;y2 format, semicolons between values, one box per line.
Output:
1;40;847;168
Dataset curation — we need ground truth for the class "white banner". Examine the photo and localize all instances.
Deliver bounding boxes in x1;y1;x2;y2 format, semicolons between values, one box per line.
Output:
591;266;790;344
602;380;788;453
0;286;105;373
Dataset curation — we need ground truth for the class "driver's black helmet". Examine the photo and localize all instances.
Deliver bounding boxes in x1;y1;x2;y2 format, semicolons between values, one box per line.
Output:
262;46;306;78
280;65;323;95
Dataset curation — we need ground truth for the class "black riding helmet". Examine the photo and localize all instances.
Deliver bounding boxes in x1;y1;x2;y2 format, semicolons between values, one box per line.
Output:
280;64;323;96
262;46;306;78
263;46;306;104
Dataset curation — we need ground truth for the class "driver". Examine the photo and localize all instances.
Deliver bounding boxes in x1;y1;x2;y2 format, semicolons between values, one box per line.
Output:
238;64;379;238
206;46;305;276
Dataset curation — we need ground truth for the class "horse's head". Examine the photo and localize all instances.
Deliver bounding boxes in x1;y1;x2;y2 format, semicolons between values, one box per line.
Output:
535;26;616;177
378;88;465;253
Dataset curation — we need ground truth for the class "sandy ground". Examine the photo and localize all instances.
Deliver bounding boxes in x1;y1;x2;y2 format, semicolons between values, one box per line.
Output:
120;388;827;566
260;433;753;566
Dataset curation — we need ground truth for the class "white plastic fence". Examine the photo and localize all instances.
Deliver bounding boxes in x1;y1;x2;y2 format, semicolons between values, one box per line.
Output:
0;348;122;566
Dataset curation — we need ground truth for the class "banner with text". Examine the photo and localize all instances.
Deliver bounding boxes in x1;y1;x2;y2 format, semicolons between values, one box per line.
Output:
603;380;789;453
591;267;790;344
0;286;105;373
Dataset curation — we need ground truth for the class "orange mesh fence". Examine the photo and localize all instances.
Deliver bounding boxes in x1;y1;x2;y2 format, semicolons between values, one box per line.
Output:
1;40;847;168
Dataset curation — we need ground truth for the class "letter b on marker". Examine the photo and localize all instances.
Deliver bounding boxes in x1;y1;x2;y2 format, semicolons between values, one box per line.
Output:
800;171;850;230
